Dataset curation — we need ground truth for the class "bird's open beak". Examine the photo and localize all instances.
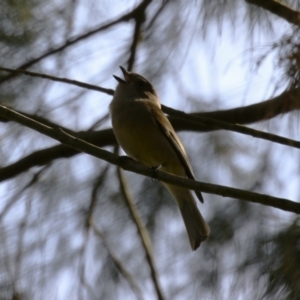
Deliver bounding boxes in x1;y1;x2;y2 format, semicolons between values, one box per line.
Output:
113;66;131;84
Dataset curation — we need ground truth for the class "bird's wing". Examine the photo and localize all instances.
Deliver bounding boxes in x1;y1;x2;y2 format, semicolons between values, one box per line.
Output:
144;100;204;203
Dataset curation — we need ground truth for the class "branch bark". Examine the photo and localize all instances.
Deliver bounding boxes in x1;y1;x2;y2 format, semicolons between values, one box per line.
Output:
117;164;165;300
246;0;300;27
0;0;153;85
0;105;299;214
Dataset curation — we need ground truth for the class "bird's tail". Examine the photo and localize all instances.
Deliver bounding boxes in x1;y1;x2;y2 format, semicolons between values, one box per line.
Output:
165;184;210;250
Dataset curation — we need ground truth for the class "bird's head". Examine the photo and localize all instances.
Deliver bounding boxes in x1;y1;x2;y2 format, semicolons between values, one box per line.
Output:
113;66;158;102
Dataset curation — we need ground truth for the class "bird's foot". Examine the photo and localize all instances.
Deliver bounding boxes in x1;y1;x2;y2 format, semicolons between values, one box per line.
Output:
149;164;162;181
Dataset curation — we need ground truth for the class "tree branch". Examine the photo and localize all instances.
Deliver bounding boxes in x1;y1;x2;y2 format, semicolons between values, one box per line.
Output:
165;106;300;150
117;164;165;300
92;224;144;300
0;0;153;85
0;105;299;214
2;66;300;127
85;168;144;300
0;128;116;182
171;87;300;129
1;67;300;150
246;0;300;27
1;97;300;182
0;67;114;96
127;1;151;71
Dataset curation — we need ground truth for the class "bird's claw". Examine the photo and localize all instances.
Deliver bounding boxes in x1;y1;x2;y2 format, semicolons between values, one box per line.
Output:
150;165;162;181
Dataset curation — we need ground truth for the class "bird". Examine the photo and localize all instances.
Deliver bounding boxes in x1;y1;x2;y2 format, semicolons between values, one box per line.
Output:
110;66;210;250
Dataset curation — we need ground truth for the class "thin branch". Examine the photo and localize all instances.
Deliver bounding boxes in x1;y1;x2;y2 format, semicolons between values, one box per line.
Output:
2;66;300;128
246;0;300;27
0;165;51;220
127;0;152;71
0;105;299;214
116;159;165;300
0;128;116;182
0;67;114;96
127;20;143;72
1;67;300;152
165;106;300;150
146;0;170;30
0;0;154;85
92;224;144;300
86;168;109;228
85;168;143;300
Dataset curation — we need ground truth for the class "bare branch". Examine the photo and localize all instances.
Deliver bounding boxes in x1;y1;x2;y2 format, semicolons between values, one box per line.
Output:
0;0;153;85
0;67;114;96
85;167;144;300
2;66;300;128
1;68;300;152
1;93;300;182
0;128;116;182
174;88;300;128
0;105;299;214
246;0;300;27
116;160;165;300
92;224;144;300
165;106;300;150
127;0;152;71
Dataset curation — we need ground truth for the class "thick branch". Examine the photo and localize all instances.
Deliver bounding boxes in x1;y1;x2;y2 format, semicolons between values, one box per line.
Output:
1;96;300;182
194;87;300;125
246;0;300;27
0;70;300;183
0;105;299;214
165;106;300;150
2;67;300;128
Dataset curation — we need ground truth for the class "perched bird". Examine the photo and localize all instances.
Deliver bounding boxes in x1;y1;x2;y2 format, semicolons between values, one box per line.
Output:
110;66;210;250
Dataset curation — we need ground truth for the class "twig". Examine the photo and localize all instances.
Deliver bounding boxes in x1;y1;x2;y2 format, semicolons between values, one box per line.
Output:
116;159;165;300
1;67;300;152
92;224;144;300
0;128;116;183
127;0;152;71
246;0;300;27
164;106;300;150
0;67;114;96
0;105;299;214
0;0;155;85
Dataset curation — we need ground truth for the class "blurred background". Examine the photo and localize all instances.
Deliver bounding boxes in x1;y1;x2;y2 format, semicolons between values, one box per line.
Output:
0;0;300;299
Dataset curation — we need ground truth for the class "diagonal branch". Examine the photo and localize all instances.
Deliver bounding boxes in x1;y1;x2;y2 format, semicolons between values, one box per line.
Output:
0;0;154;85
1;97;300;182
0;67;114;96
0;104;299;214
92;224;144;300
117;162;164;300
1;67;300;150
246;0;300;27
174;88;300;128
127;0;152;71
85;168;144;300
2;66;300;128
165;106;300;150
0;128;116;182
